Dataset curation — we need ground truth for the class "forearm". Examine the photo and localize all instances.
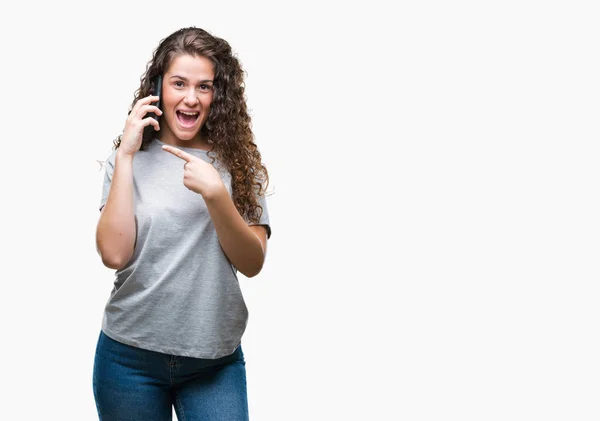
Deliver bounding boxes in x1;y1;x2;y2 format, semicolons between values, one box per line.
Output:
204;185;265;277
96;151;136;269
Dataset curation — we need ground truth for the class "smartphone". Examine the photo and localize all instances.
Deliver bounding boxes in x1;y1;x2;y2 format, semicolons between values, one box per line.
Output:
148;75;162;122
154;75;162;111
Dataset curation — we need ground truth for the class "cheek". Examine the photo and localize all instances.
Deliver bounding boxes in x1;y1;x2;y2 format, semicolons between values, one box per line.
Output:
203;95;214;109
163;91;179;106
162;86;183;104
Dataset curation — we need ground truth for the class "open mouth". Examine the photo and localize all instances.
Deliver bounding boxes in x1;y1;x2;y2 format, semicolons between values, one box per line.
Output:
176;110;200;127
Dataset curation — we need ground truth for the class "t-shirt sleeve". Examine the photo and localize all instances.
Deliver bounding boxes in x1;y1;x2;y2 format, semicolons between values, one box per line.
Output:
249;191;272;239
99;150;117;212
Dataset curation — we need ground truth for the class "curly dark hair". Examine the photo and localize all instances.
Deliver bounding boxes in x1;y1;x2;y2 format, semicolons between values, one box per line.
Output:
113;27;269;224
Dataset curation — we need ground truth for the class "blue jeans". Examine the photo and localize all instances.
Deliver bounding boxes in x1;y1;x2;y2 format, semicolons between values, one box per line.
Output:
93;331;249;421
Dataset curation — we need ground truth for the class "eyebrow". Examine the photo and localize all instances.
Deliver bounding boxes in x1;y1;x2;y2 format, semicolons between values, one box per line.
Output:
169;75;213;83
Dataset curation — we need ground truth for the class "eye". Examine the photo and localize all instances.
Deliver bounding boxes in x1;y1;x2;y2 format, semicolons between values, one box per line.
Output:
174;81;184;88
199;84;213;92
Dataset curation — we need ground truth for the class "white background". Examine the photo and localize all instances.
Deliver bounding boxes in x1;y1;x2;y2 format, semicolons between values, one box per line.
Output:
0;0;598;420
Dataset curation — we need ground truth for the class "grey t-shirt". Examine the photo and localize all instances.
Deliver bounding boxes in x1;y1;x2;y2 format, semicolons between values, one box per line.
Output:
99;138;271;359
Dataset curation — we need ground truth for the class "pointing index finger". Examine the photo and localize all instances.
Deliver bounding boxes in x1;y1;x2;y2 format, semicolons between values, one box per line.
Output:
161;144;194;162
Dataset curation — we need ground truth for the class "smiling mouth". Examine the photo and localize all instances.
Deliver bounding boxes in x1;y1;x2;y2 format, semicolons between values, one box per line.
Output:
176;111;200;127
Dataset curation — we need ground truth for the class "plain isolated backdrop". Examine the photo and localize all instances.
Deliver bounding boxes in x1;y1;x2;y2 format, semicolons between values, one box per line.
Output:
0;0;599;420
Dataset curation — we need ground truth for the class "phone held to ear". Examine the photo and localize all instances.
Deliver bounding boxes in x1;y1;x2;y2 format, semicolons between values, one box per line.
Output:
148;75;162;122
154;75;162;110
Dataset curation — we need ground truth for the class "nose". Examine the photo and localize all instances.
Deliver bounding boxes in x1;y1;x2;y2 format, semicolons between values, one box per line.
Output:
183;89;199;106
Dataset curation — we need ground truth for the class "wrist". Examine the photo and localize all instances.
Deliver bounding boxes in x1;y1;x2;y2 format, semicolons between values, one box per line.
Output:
116;149;135;162
202;182;227;202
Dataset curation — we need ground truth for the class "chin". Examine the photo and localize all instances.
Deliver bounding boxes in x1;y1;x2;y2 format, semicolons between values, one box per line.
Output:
175;131;199;141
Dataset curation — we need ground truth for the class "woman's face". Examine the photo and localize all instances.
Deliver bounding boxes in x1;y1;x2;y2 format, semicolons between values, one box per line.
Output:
158;53;215;148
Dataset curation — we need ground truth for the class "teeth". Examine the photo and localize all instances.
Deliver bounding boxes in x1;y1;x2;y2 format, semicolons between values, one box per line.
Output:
180;111;199;116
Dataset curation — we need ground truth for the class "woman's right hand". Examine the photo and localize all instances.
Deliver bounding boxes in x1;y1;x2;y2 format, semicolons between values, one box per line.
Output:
119;95;162;156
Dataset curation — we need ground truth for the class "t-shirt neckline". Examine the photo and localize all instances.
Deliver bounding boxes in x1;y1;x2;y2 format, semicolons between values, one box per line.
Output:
154;138;211;153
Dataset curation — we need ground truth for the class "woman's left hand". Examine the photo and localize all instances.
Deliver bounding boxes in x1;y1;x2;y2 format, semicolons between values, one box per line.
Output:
161;145;224;198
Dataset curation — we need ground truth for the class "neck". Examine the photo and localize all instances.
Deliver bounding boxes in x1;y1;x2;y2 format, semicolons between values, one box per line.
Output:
158;130;212;151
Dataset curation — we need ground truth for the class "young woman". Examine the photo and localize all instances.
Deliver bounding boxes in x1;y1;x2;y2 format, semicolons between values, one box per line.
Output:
93;27;271;421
